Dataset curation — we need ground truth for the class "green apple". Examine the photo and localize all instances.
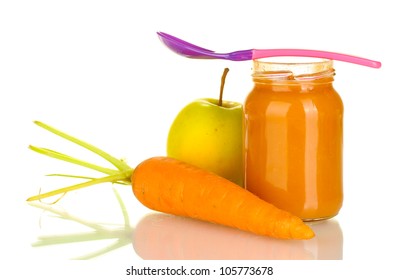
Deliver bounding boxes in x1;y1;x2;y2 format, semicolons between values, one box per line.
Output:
167;68;243;186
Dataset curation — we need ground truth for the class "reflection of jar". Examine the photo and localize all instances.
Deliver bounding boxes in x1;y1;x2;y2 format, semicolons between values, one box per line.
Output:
244;59;343;221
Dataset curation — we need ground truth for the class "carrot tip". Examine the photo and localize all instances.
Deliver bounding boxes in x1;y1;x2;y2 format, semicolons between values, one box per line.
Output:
292;223;315;239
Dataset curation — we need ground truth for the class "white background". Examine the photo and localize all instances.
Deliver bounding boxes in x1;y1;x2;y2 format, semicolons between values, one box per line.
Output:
1;0;398;278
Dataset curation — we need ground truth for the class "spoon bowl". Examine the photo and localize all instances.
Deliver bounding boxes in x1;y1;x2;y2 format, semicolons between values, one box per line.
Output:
157;32;253;61
157;32;215;58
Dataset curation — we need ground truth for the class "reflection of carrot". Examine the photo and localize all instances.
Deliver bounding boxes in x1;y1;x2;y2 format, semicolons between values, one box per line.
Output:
27;121;314;240
134;213;314;259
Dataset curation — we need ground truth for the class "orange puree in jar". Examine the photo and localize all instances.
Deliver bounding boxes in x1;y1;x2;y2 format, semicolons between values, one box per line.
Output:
244;59;343;221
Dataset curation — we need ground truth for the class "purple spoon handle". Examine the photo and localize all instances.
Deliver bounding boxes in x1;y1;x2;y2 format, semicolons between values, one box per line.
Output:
252;49;381;68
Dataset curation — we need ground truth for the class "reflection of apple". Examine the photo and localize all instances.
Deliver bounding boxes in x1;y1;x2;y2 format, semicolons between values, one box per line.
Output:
167;68;243;186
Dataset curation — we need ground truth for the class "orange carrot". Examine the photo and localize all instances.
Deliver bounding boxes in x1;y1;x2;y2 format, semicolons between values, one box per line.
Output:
133;157;314;239
27;121;314;240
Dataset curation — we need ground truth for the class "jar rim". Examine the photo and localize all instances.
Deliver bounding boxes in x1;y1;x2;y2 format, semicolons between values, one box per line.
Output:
252;58;334;81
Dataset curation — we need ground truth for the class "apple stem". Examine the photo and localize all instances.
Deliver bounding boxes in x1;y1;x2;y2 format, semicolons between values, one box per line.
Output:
218;68;229;107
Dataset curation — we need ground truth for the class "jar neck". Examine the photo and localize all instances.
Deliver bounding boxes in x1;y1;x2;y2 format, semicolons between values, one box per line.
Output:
252;59;335;85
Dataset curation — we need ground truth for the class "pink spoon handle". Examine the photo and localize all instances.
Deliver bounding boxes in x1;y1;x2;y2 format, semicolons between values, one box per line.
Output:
252;49;381;68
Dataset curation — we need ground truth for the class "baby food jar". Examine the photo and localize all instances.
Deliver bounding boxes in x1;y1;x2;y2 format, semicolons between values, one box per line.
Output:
244;59;343;221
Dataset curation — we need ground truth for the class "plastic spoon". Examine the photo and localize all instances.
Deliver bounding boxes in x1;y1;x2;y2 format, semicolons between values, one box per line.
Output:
157;32;381;68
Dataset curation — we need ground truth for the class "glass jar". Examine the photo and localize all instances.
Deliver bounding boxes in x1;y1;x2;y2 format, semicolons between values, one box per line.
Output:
244;59;343;221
